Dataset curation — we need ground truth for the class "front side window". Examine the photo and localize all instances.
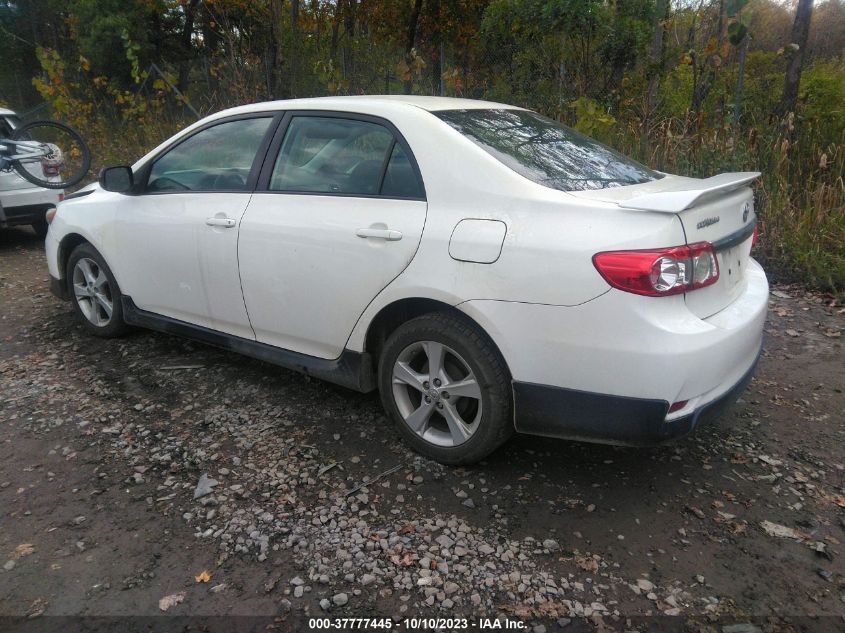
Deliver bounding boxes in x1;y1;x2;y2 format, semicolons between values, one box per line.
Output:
147;117;273;192
435;109;662;192
270;116;422;197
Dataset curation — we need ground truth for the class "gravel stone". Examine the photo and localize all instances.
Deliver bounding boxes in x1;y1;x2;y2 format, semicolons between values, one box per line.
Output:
636;578;655;592
435;534;455;549
193;474;218;499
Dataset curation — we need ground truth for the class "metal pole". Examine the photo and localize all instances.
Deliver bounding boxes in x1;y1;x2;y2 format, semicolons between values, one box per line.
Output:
150;62;201;120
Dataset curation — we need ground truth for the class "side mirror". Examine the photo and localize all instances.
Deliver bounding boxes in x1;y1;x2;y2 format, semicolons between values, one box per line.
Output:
99;166;134;193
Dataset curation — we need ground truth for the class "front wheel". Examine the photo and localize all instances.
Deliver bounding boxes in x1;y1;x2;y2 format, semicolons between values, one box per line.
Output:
66;243;129;338
11;120;91;189
378;312;513;465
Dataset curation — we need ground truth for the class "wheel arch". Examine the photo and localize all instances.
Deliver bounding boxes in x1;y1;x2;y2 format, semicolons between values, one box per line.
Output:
57;232;91;280
362;297;512;381
56;231;128;296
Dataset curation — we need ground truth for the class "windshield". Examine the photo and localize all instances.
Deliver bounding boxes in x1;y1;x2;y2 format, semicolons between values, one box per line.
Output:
435;109;662;192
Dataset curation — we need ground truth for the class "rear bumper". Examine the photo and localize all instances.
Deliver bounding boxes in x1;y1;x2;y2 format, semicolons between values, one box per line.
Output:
0;188;61;227
512;345;760;445
459;258;768;445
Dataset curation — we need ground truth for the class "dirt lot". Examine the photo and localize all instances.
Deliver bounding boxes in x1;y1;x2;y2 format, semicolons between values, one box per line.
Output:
1;226;844;632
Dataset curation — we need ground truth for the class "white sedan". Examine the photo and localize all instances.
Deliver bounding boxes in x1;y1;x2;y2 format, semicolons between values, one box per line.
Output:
46;96;768;464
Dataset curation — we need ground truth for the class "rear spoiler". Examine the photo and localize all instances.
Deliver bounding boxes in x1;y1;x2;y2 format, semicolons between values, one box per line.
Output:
619;172;760;212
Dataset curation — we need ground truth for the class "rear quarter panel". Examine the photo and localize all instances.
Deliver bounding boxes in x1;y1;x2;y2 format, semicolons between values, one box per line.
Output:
346;109;687;352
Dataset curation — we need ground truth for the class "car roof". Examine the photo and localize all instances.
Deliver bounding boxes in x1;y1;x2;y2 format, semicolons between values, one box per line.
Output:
214;95;524;119
133;96;527;171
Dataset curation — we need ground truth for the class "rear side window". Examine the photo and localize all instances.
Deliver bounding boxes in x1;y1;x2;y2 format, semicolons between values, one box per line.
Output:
382;144;424;199
147;117;273;192
270;116;424;198
435;109;662;192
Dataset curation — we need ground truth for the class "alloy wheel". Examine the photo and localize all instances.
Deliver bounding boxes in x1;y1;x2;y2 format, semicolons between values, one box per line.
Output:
72;257;113;327
391;340;483;447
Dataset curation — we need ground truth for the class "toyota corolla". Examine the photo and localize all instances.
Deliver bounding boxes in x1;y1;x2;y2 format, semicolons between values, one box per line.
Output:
46;96;768;464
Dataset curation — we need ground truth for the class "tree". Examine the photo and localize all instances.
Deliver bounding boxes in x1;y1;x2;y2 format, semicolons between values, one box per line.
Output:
268;0;285;99
778;0;813;115
69;0;163;84
646;0;669;116
290;0;299;96
177;0;201;92
727;0;752;122
808;0;845;60
746;0;790;54
403;0;423;94
0;0;68;106
689;0;726;116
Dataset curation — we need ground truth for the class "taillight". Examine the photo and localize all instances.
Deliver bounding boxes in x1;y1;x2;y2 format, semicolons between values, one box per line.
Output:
593;242;720;297
751;225;758;248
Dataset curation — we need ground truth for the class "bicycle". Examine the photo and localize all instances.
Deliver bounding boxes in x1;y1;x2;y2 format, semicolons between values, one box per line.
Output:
0;119;91;190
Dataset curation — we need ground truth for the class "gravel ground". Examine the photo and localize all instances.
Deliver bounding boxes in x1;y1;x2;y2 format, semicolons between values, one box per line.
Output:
1;226;844;632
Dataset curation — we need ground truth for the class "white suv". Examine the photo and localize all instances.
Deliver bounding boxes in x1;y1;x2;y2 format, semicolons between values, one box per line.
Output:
45;96;768;464
0;108;63;237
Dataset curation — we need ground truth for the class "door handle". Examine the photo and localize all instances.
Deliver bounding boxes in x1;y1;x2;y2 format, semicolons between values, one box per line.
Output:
206;217;237;228
356;228;402;241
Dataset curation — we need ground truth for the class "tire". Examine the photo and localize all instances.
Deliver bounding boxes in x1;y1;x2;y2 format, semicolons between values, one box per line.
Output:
378;312;513;465
11;120;91;189
32;219;48;239
66;243;129;338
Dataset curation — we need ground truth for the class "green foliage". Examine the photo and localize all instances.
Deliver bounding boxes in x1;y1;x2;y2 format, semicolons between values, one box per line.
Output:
597;0;653;76
658;64;695;119
69;0;158;82
734;52;784;118
571;97;616;141
726;0;752;44
726;0;750;16
479;0;651;114
121;29;143;84
799;60;845;144
31;44;187;181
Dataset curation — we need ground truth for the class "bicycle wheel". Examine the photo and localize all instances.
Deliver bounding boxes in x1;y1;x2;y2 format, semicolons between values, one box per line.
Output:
10;120;91;190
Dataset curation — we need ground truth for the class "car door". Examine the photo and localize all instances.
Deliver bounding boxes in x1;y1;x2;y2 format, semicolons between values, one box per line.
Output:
238;112;427;359
112;115;277;338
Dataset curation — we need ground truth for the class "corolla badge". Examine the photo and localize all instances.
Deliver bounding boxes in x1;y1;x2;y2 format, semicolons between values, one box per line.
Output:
696;216;720;230
742;201;750;223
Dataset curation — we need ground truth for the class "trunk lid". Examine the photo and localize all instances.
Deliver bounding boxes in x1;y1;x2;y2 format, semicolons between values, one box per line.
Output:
572;172;759;318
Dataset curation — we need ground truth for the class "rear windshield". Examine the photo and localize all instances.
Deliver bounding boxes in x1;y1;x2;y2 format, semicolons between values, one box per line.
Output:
435;109;662;192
